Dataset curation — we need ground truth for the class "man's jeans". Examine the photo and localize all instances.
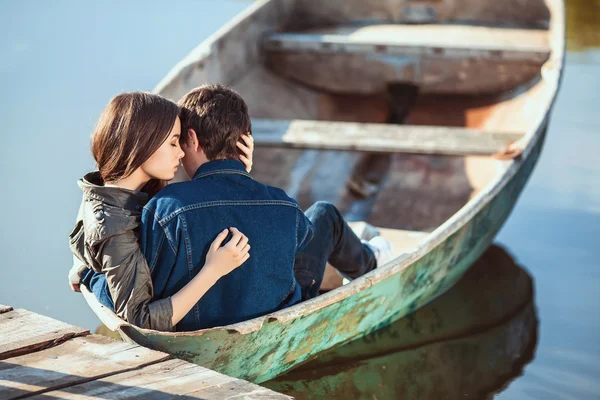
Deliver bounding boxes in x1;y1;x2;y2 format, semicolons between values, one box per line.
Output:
294;201;377;299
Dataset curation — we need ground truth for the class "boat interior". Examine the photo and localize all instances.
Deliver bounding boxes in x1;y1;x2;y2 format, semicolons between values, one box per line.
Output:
163;0;559;290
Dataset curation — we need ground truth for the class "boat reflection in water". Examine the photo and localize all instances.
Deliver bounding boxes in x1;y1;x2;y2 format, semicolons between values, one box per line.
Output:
265;245;538;399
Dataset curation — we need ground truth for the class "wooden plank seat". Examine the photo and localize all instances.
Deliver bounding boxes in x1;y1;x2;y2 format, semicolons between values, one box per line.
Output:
264;24;550;62
252;118;524;156
263;24;551;94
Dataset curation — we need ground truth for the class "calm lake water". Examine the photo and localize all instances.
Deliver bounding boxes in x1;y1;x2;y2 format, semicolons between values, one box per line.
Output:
1;1;598;399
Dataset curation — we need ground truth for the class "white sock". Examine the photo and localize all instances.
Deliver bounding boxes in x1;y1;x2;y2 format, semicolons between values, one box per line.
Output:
363;236;395;268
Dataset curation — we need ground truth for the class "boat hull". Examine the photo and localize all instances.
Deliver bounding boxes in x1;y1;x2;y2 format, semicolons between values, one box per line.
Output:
264;245;538;399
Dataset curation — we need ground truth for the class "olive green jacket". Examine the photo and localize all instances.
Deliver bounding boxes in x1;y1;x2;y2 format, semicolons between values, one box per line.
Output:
68;172;174;331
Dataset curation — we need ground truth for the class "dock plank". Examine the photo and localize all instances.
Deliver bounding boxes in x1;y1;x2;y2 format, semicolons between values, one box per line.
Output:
253;118;524;156
0;304;13;314
0;309;88;361
192;379;291;399
0;335;171;399
43;359;292;399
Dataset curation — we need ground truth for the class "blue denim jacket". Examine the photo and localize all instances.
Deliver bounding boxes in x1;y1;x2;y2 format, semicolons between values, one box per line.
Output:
137;159;314;331
84;159;314;330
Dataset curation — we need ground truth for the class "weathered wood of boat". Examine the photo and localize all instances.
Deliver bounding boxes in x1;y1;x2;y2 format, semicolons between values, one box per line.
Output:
80;0;565;384
264;245;538;399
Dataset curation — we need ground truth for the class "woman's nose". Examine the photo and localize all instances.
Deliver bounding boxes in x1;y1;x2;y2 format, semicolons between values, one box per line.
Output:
178;148;185;159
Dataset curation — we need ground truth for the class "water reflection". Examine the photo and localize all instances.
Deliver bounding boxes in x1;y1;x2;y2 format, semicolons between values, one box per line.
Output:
265;245;538;399
566;0;600;51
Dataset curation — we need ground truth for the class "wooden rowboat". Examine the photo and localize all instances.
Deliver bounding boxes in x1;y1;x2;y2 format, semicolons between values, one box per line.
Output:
264;245;538;399
81;0;564;384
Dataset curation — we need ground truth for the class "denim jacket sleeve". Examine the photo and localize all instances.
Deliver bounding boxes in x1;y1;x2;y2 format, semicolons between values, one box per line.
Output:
140;208;177;287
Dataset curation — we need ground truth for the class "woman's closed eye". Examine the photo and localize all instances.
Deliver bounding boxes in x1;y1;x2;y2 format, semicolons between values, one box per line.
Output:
171;134;181;147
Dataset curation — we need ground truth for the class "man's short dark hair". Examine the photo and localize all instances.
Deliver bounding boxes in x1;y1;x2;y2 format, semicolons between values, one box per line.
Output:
178;84;251;160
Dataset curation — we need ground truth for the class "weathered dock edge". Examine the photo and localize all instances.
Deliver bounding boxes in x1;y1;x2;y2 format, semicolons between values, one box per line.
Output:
0;307;291;399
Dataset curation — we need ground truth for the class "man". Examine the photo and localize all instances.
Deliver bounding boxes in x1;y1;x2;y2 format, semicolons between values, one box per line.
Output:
141;84;393;331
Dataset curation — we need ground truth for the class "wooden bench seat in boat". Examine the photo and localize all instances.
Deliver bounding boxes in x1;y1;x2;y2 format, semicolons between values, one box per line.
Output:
263;24;551;95
252;118;524;156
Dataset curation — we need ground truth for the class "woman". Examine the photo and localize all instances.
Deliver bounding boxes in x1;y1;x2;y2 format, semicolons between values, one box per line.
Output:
68;91;254;331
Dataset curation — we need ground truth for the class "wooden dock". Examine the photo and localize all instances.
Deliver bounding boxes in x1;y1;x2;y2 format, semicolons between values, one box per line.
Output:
0;305;291;399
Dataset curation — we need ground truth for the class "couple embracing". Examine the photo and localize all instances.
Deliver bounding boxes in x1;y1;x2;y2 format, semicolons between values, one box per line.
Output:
68;84;394;332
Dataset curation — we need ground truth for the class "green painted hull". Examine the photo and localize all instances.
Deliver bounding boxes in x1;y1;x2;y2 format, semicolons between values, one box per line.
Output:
109;130;545;383
265;245;537;399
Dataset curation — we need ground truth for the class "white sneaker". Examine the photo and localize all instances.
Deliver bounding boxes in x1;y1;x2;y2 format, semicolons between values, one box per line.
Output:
364;236;395;268
342;235;395;285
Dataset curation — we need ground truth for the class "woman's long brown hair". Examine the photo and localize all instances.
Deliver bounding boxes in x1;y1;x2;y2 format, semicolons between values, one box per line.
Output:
91;92;180;195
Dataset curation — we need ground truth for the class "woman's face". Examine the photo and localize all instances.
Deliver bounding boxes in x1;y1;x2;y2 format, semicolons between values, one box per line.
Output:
141;116;184;181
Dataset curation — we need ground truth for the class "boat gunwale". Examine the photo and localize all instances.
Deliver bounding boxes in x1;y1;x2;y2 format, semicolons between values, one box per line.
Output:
83;0;565;338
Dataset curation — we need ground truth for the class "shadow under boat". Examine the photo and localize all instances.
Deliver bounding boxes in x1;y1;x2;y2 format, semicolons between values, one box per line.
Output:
264;244;538;399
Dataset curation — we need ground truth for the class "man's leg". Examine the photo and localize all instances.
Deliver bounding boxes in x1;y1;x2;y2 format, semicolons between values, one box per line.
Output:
294;201;377;300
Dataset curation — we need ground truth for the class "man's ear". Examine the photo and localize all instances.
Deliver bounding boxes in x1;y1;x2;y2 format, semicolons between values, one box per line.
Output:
183;128;200;152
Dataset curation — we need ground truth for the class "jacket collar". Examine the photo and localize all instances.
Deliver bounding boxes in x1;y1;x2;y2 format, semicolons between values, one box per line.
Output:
192;159;252;181
79;172;149;211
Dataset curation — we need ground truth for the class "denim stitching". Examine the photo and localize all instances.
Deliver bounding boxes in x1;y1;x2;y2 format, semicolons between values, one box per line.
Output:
193;169;254;180
193;303;200;329
180;216;194;279
149;232;165;274
151;209;177;255
294;212;299;251
143;203;156;214
159;200;302;225
298;214;315;249
147;207;177;256
306;219;315;243
180;215;201;328
278;280;297;307
162;227;178;255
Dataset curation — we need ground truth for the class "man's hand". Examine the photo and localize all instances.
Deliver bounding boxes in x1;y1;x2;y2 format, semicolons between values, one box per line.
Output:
237;133;254;172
